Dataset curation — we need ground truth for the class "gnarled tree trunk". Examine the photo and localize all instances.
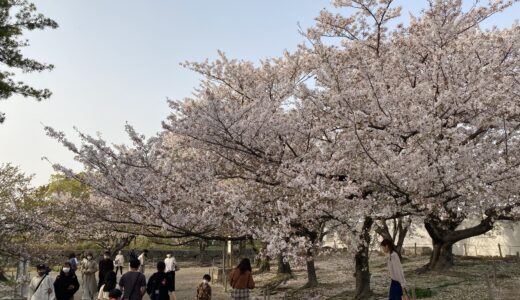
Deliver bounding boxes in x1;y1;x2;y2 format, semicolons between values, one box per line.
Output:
424;216;494;271
354;217;373;300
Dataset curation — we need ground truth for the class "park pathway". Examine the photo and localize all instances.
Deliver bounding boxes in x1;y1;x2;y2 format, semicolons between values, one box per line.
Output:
33;266;233;300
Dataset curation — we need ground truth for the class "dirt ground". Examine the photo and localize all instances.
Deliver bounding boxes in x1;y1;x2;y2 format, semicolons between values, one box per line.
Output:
4;253;520;300
249;252;520;300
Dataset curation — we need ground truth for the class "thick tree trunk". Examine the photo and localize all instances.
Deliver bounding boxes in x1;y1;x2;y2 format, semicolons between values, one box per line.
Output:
276;255;292;275
429;241;454;271
257;258;271;273
304;251;318;288
424;216;494;271
354;217;373;300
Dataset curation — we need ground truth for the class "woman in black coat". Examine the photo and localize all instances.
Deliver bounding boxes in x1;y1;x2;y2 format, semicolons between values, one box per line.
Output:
54;262;80;300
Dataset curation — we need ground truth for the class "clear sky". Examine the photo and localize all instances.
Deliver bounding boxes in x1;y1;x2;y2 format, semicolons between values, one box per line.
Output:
0;0;518;186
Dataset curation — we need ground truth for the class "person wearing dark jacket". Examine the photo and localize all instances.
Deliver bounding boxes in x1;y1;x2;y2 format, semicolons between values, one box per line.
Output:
98;264;117;300
103;266;117;292
99;251;115;290
146;261;175;300
54;262;80;300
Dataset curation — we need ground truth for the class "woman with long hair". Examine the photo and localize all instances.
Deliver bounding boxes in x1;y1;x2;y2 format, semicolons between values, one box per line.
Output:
381;239;408;300
228;258;255;300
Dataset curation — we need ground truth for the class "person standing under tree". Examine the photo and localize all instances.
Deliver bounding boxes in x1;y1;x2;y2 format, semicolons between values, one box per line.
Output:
381;239;408;300
98;264;117;300
53;262;79;300
228;258;255;300
137;250;148;274
28;264;56;300
81;252;98;300
146;262;175;300
99;251;114;290
119;259;146;300
114;251;124;276
163;253;177;293
68;254;78;273
196;274;211;300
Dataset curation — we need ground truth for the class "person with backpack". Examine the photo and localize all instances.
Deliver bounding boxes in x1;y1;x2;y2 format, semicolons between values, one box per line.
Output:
54;262;80;300
381;239;408;300
118;259;146;300
146;262;175;300
228;258;255;300
28;264;56;300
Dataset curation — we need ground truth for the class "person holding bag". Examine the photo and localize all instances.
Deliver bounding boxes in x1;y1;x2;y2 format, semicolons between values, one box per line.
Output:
381;239;409;300
28;264;56;300
146;262;175;300
118;259;146;300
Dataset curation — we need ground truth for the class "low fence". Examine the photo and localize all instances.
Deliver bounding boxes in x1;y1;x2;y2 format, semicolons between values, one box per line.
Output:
401;243;520;258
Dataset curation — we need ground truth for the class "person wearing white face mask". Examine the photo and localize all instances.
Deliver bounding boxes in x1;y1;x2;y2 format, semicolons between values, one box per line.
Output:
196;274;211;300
28;264;56;300
53;262;79;300
81;252;98;300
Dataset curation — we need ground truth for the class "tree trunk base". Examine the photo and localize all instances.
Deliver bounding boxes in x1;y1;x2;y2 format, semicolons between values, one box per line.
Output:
304;258;318;288
423;242;454;272
257;259;271;273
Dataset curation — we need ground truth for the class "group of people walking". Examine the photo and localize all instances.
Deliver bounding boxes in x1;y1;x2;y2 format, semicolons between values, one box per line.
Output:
25;244;404;300
27;250;178;300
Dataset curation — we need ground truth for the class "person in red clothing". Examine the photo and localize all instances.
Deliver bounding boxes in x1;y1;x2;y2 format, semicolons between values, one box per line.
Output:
228;258;254;300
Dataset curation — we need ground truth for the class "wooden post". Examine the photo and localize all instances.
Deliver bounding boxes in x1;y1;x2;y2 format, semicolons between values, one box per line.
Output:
475;245;478;256
498;243;503;258
414;243;417;256
229;240;233;268
223;242;227;292
464;243;468;256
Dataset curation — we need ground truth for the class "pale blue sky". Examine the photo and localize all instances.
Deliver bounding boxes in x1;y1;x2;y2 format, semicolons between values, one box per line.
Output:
0;1;518;186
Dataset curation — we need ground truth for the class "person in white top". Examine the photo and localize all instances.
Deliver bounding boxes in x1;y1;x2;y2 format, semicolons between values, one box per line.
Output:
28;264;55;300
137;250;148;274
381;239;407;300
164;253;177;292
114;251;125;276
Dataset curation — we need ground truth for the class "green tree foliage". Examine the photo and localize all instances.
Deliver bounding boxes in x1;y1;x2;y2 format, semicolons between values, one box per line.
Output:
0;0;58;123
46;173;90;200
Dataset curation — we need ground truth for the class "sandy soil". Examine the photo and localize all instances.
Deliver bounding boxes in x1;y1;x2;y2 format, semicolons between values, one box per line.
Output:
4;254;520;300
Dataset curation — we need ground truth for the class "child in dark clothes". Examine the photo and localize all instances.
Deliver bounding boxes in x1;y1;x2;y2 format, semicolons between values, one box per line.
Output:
196;274;212;300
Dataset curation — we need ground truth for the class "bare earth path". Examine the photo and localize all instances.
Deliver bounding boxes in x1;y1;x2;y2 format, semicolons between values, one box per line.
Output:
25;266;233;300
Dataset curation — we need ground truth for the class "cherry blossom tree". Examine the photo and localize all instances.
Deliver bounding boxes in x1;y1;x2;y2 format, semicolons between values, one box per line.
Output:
306;0;520;275
42;174;136;256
